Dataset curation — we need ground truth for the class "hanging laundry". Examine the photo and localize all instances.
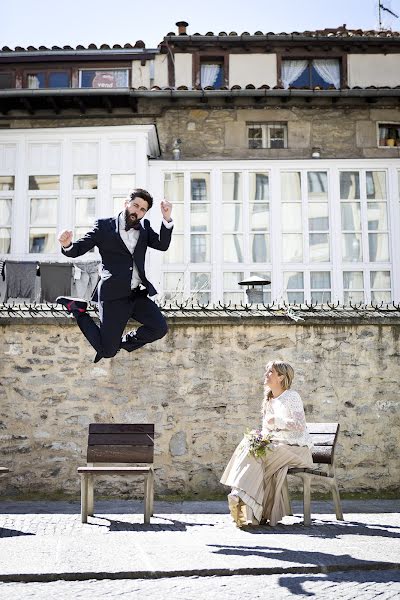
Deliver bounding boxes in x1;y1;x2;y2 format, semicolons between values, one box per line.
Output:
72;261;100;300
40;262;73;303
4;261;37;302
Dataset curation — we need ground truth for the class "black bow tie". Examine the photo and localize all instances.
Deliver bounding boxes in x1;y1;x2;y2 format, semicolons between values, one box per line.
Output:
125;222;141;231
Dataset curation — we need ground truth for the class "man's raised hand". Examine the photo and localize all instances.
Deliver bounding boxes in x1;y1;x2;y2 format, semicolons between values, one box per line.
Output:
161;199;172;222
58;230;73;248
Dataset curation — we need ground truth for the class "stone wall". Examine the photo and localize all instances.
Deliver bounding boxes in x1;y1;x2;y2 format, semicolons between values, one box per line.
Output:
0;316;399;499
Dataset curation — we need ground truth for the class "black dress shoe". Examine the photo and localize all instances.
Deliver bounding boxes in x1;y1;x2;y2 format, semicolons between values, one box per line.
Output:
56;296;87;315
94;352;103;364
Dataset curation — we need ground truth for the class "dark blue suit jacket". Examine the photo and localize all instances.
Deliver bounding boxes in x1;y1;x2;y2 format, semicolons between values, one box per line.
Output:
62;216;173;301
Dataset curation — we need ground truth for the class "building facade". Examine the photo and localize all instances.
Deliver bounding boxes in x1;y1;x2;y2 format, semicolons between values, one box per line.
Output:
1;22;400;305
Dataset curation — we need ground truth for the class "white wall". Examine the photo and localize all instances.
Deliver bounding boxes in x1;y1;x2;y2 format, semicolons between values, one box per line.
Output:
174;54;193;88
131;61;150;88
229;54;277;88
348;54;400;87
154;54;169;88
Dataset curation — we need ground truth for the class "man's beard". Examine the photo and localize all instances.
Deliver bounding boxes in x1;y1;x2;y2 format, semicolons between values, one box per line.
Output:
124;209;139;231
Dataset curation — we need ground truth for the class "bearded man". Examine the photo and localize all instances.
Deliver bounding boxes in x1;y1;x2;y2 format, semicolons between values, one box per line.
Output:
56;189;173;363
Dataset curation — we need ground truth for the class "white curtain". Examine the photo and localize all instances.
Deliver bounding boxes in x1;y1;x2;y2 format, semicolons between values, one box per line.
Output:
27;75;40;89
313;59;340;89
281;60;308;89
200;64;220;87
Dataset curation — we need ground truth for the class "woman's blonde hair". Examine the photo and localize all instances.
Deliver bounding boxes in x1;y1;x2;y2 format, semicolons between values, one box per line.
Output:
262;360;295;414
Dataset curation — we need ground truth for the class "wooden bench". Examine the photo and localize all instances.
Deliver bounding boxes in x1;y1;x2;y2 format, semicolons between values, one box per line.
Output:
0;468;9;475
284;422;344;526
77;423;154;524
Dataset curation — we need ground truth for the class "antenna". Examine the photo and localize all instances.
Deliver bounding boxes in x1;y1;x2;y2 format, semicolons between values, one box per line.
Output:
379;1;399;29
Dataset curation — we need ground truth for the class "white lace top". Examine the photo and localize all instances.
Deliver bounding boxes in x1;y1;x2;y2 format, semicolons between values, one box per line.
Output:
262;389;313;449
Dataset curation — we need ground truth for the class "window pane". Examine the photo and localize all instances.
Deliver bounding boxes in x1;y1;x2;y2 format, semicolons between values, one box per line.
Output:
200;63;223;87
248;127;263;149
48;71;70;88
282;234;303;262
223;272;244;288
191;173;209;201
370;271;391;289
269;125;286;149
27;73;45;88
29;175;59;190
170;203;184;233
250;172;269;200
344;291;364;303
343;271;364;289
311;271;331;288
29;228;57;253
163;235;184;263
284;272;304;289
75;197;95;226
309;233;330;262
0;228;11;253
30;198;57;225
309;203;329;231
223;234;243;262
311;291;331;303
0;176;14;190
223;292;244;304
0;73;13;89
367;203;387;230
281;172;301;201
371;291;391;303
340;172;360;199
111;174;135;190
191;272;211;292
368;233;389;262
223;204;242;232
191;234;210;263
222;172;241;201
281;203;302;232
0;199;12;226
287;291;304;303
342;233;362;261
251;234;270;262
366;171;386;199
164;173;184;202
80;69;128;88
250;203;269;231
190;204;210;232
73;175;98;190
307;172;328;200
163;272;184;302
113;196;125;214
75;227;96;247
341;203;361;230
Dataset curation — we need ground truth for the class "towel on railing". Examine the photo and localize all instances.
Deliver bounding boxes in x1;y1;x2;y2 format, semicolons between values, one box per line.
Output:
4;261;37;301
39;262;73;303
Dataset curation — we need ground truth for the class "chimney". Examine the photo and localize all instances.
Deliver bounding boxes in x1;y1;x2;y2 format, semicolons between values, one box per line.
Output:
176;21;189;35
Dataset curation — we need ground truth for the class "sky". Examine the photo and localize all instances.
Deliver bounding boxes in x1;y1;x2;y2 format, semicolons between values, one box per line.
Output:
2;0;400;49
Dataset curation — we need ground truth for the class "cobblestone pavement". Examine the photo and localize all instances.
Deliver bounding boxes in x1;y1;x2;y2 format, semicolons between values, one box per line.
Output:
0;499;398;600
0;570;399;600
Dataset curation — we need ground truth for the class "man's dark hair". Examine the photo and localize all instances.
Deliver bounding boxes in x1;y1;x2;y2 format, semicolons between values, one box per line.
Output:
128;188;153;210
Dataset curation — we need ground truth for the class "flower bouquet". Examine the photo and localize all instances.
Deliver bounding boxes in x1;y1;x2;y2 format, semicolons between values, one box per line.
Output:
243;429;272;459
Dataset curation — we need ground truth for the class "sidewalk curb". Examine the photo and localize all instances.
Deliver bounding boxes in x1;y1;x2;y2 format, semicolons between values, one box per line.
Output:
1;562;399;583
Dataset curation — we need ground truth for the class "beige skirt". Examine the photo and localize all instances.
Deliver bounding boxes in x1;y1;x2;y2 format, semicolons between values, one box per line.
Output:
220;439;313;526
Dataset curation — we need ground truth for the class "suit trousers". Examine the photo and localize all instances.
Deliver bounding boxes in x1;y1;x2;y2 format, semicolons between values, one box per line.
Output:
75;290;168;358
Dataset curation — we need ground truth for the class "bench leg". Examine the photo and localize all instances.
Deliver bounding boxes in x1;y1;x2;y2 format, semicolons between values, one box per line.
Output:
149;468;154;517
302;474;312;526
282;477;293;516
144;473;151;524
330;478;344;521
87;475;94;517
80;474;88;524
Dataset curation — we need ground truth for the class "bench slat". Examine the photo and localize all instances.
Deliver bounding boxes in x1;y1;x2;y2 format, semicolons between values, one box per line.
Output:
78;466;151;474
87;444;154;464
307;434;336;446
89;424;154;434
0;467;9;474
88;433;154;446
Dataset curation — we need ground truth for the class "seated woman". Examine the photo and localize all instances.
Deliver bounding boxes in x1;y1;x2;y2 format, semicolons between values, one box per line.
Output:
220;360;313;527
